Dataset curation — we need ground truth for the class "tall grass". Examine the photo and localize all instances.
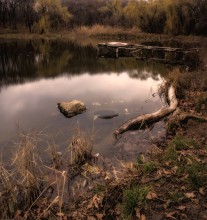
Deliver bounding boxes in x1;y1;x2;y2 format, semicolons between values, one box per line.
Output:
71;24;140;39
69;125;93;166
0;125;93;219
0;132;45;219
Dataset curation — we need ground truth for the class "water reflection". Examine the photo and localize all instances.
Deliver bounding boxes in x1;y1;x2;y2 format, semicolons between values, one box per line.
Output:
0;40;167;88
0;40;169;157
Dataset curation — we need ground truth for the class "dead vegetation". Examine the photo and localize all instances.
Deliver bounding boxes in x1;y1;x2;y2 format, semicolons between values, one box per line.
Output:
66;134;207;219
69;25;140;40
0;131;45;219
0;125;95;219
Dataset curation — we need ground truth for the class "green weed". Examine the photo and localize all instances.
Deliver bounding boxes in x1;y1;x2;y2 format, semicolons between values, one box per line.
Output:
172;135;196;150
122;185;150;217
168;192;186;205
164;144;178;161
143;162;158;175
186;161;207;188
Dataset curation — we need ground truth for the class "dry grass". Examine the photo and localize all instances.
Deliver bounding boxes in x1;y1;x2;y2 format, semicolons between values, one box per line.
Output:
0;131;46;219
71;24;140;39
159;67;191;100
0;125;94;219
69;125;93;166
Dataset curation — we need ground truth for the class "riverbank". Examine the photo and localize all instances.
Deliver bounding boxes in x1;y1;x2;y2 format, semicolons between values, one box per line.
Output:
0;25;206;47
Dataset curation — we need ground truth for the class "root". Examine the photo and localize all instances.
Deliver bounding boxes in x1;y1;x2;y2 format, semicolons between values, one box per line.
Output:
167;112;207;133
114;85;178;138
176;114;207;122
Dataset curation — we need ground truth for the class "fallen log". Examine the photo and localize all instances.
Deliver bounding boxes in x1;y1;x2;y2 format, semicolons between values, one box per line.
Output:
114;85;178;138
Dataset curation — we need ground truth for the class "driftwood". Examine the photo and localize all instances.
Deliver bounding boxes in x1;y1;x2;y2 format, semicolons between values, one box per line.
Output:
114;85;178;137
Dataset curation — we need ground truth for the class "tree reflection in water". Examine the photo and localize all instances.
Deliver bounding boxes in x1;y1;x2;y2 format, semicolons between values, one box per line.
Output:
0;39;169;90
0;39;170;158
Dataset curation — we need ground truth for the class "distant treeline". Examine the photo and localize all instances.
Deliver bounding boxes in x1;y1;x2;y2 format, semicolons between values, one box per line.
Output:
0;0;206;35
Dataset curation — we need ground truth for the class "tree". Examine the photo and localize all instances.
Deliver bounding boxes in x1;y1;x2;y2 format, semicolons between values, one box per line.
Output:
98;0;125;26
186;0;207;34
23;0;36;32
124;0;165;33
33;0;72;33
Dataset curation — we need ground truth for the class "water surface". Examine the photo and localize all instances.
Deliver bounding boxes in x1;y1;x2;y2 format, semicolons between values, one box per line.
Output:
0;40;168;157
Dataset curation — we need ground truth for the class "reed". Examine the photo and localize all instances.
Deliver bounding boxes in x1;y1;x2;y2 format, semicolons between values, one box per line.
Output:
0;131;46;218
69;125;93;166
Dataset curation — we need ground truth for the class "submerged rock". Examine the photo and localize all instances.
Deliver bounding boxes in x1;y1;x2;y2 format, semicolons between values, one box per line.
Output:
97;114;118;119
113;121;166;161
57;100;86;118
94;110;119;120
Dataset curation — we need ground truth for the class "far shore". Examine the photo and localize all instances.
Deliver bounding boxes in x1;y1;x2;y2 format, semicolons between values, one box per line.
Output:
0;25;206;47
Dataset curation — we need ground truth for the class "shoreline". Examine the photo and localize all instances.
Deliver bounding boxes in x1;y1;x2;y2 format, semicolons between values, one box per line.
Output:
0;27;206;46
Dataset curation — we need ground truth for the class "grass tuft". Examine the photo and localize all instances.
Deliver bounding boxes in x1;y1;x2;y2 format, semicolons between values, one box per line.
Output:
186;161;207;188
164;144;178;161
172;135;196;150
167;191;186;205
122;185;150;217
142;161;158;175
69;125;93;166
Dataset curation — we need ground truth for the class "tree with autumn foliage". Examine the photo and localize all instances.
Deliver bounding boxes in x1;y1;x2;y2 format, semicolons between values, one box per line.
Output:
32;0;72;33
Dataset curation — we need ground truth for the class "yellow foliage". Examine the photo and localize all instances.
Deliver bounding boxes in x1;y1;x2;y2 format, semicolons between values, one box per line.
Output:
33;0;72;32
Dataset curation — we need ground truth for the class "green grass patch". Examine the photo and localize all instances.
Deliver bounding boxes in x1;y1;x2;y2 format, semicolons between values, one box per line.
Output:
168;192;187;205
164;144;178;161
143;161;158;175
186;161;207;189
122;185;150;217
172;135;196;150
177;158;207;189
164;136;197;162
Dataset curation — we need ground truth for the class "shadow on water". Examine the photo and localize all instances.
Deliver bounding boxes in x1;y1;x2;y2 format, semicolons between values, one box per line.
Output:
0;39;171;160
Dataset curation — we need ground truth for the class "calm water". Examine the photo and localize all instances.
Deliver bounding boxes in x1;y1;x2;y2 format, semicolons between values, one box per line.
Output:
0;40;168;157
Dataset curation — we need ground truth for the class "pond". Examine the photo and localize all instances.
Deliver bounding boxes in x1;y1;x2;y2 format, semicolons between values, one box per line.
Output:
0;39;169;159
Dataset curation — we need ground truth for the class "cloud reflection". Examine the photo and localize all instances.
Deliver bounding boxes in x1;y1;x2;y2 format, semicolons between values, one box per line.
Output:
0;71;162;154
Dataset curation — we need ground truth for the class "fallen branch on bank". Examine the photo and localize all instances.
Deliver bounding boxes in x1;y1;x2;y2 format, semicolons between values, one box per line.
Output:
114;85;178;138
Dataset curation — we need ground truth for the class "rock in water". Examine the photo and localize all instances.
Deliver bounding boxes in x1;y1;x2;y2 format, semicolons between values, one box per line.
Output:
57;100;86;118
